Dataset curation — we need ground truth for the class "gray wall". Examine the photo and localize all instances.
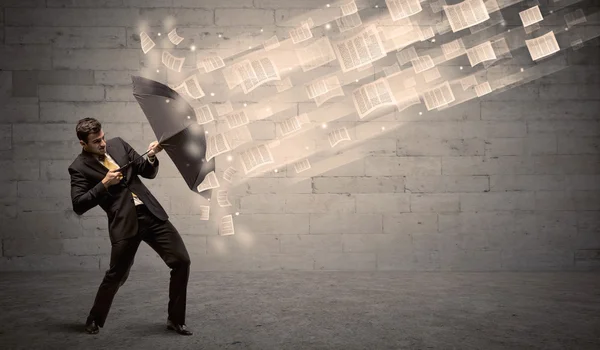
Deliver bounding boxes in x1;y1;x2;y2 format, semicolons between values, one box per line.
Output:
0;0;599;271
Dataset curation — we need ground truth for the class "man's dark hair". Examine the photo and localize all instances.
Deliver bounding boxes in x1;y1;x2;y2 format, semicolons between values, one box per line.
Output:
76;118;102;143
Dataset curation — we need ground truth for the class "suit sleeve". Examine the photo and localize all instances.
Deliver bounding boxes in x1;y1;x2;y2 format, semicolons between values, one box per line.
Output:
69;167;112;216
120;137;159;179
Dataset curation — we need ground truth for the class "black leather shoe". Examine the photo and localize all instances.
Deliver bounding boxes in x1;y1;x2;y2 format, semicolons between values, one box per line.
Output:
167;319;193;336
85;319;99;334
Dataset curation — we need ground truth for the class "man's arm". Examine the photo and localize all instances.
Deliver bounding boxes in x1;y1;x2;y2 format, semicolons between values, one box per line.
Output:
120;137;159;179
69;167;112;215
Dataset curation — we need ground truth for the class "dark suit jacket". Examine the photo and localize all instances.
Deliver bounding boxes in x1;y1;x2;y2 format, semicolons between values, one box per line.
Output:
68;137;169;244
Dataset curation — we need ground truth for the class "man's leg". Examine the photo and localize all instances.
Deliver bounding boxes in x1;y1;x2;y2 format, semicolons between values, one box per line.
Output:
140;208;191;326
87;235;142;328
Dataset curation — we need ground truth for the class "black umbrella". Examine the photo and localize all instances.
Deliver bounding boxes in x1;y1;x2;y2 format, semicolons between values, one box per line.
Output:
118;75;216;200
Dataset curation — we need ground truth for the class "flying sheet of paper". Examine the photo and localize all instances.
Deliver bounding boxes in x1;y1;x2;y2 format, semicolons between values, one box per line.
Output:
336;12;363;33
198;56;225;73
411;55;435;73
328;127;351;148
333;25;386;72
385;0;423;21
289;21;313;45
352;77;397;119
466;41;496;67
206;133;231;162
217;190;232;207
232;57;281;94
179;74;205;99
194;104;214;125
383;62;402;77
571;38;584;50
519;5;543;27
222;66;243;90
443;0;489;32
341;0;358;16
162;51;185;72
223;166;237;183
314;86;345;107
423;81;455;110
140;32;155;54
564;9;586;28
263;35;280;51
278;113;310;137
198;205;210;220
417;27;435;41
525;31;560;61
197;171;220;193
305;75;340;99
525;22;541;34
225;110;250;130
435;19;452;35
441;38;466;60
397;46;418;65
293;158;312;174
474;81;492;97
168;28;184;45
219;215;235;236
239;144;274;174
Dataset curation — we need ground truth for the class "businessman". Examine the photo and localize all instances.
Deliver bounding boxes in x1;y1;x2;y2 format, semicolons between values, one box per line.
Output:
68;117;193;335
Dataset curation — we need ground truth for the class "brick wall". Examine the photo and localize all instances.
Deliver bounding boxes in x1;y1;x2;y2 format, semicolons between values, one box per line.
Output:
0;0;599;271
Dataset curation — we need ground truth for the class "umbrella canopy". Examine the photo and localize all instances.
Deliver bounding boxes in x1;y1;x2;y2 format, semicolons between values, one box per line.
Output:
130;75;216;200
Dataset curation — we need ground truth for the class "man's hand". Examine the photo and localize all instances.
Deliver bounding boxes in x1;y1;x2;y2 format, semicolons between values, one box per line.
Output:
102;169;123;189
147;141;163;157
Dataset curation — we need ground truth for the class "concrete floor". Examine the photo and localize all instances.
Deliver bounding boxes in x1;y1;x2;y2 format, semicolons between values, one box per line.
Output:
0;271;599;350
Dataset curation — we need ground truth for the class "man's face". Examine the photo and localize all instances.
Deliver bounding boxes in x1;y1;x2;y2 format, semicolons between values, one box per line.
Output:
80;130;106;156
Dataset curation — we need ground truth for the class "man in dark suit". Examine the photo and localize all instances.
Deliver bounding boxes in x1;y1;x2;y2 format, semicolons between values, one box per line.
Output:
68;117;193;336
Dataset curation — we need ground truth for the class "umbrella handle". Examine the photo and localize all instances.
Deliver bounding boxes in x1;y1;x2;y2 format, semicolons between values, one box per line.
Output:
115;149;153;172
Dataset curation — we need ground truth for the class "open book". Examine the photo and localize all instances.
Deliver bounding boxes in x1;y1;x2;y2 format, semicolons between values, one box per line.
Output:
443;0;489;32
278;113;310;137
385;0;422;21
333;25;386;72
231;57;280;94
305;75;341;100
423;81;455;110
289;20;313;45
352;78;397;119
466;41;496;67
525;31;560;61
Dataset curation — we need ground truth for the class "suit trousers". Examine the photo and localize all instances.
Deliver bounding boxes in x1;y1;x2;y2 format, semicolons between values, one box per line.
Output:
87;204;191;327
